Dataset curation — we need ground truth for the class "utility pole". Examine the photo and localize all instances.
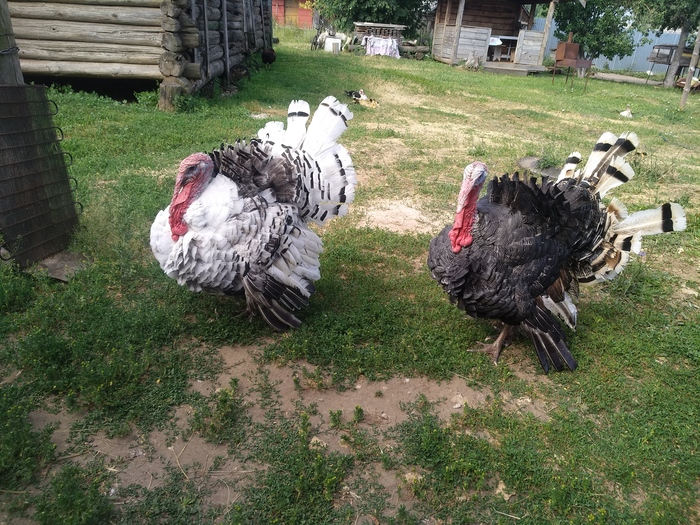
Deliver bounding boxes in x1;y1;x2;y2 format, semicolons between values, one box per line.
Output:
680;23;700;110
0;0;24;84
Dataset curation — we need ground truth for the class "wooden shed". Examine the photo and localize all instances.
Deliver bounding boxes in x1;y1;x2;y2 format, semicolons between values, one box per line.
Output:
432;0;565;73
271;0;312;28
8;0;273;110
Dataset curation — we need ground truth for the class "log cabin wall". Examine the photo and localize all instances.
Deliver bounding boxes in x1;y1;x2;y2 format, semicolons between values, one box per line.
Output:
464;0;518;36
8;0;273;110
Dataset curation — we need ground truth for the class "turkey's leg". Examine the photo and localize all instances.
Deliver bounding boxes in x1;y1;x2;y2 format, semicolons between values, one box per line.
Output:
468;324;516;364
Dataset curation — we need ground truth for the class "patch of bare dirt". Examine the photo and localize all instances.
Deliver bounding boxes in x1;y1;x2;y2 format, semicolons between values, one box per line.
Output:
355;199;444;234
18;344;558;521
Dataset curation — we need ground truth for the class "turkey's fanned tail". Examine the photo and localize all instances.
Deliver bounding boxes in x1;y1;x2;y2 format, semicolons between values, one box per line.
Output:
559;132;686;284
295;97;357;226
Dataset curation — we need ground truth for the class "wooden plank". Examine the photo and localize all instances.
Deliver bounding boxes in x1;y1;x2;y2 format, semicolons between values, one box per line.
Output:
450;0;466;64
8;2;160;26
514;29;543;65
15;38;161;64
11;18;162;46
18;58;162;78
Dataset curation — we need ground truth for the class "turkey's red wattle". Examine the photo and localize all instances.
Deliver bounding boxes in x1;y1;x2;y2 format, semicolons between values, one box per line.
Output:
449;185;480;253
168;185;194;241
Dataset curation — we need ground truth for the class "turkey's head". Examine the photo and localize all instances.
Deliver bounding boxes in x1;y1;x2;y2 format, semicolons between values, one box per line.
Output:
449;161;487;253
168;152;214;241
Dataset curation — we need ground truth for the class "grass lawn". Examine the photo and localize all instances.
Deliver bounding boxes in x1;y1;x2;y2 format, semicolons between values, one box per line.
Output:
1;27;699;524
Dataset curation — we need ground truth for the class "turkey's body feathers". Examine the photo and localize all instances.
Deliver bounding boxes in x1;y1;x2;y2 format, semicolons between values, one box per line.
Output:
151;97;355;330
429;131;686;373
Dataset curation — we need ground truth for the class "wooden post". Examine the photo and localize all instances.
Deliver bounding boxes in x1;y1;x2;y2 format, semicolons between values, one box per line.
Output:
241;0;249;51
222;0;230;85
203;0;211;78
538;0;556;65
441;0;452;62
450;0;466;65
0;0;24;84
680;23;700;110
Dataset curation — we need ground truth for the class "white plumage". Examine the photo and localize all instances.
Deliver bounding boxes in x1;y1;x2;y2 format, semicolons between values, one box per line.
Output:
150;96;356;330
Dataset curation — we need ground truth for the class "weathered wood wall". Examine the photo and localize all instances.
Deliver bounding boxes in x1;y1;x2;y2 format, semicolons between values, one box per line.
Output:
8;0;272;110
513;29;544;65
433;24;490;65
436;0;522;36
457;26;490;64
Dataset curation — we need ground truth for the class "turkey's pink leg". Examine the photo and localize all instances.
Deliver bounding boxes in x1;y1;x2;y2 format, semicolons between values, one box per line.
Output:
468;324;516;364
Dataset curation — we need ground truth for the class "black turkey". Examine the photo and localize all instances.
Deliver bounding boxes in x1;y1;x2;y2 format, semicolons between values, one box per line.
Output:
262;48;276;68
428;132;686;373
151;96;355;330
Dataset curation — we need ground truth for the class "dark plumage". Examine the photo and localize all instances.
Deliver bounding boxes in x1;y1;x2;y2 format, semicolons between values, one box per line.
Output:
262;48;276;68
428;132;686;373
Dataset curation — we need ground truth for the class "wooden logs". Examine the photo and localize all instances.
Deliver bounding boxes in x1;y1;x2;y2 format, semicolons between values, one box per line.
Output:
8;2;161;25
161;28;199;51
32;0;160;6
19;59;162;78
11;18;163;46
159;75;189;111
158;50;187;76
16;39;161;64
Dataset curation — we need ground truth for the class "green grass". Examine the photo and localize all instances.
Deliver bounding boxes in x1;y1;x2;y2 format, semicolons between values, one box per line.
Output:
1;33;699;524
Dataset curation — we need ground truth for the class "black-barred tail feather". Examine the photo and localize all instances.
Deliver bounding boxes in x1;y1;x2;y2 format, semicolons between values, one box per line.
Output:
284;99;311;149
614;202;686;236
580;131;639;186
557;152;582;180
302;96;354;157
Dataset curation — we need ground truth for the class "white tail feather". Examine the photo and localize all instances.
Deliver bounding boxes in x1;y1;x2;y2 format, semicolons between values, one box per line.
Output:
614;203;686;237
594;155;635;197
580;131;618;179
284;99;311;149
542;292;578;330
607;197;628;220
257;121;285;142
302;96;353;157
557;152;582;181
580;132;639;196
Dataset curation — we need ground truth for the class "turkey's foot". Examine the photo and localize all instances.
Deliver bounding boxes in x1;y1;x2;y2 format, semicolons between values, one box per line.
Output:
237;303;257;321
468;325;516;364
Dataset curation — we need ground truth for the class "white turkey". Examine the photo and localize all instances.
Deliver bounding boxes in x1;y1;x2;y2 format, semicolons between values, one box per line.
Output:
428;132;686;373
150;96;356;330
